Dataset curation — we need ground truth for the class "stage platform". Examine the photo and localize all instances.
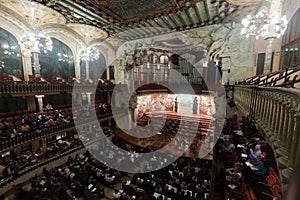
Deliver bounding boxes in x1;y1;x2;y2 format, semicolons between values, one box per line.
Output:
113;111;214;160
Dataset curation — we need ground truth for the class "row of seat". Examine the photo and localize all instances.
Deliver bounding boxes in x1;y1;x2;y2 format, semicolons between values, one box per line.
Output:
237;67;300;88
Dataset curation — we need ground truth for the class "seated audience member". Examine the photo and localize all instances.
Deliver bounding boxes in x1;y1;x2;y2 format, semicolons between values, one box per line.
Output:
221;138;235;152
256;158;270;176
45;103;53;110
226;162;243;184
249;144;261;160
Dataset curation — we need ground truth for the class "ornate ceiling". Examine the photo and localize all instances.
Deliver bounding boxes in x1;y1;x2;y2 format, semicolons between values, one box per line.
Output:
0;0;66;28
2;0;262;39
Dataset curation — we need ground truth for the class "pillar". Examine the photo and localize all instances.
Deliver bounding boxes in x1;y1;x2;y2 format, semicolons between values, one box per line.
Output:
106;66;110;81
32;52;41;76
85;61;90;79
21;48;32;81
263;40;273;74
74;59;81;80
35;95;44;111
86;92;92;105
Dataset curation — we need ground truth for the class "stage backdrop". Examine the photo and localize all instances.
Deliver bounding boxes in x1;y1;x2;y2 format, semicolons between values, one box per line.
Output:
137;94;214;117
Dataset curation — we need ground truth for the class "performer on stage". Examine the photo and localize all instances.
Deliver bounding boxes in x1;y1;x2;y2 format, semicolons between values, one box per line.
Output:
193;97;198;114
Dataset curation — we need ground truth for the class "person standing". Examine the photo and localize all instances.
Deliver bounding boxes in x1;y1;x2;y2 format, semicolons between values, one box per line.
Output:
193;97;198;114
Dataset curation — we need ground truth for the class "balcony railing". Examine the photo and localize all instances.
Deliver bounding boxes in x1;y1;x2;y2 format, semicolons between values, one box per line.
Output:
234;85;300;189
0;111;125;153
0;83;124;95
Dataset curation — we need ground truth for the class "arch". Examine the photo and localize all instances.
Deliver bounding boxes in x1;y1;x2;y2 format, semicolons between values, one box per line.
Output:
170;54;180;65
0;27;23;77
88;53;107;81
89;40;117;67
159;54;169;64
0;6;32;42
39;37;75;80
36;24;86;61
148;53;158;64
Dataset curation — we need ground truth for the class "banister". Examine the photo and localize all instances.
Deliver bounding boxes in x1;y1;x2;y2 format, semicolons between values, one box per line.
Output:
233;84;300;194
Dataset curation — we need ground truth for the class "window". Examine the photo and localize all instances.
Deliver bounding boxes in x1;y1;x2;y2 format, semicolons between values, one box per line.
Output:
280;8;300;69
0;28;23;76
39;38;75;80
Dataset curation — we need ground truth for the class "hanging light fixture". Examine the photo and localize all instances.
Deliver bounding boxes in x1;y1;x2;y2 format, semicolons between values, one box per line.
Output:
240;10;288;40
20;34;53;53
79;47;100;62
58;53;73;63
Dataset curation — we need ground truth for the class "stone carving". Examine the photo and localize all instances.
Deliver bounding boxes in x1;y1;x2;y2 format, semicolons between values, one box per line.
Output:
184;24;253;83
122;48;147;71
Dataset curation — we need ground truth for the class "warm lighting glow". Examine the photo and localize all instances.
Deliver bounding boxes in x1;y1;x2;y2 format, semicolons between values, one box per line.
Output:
58;53;73;63
20;34;53;53
79;47;100;62
241;10;288;40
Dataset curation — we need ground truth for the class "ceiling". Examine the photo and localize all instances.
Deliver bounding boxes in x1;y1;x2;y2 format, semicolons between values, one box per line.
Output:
24;0;261;39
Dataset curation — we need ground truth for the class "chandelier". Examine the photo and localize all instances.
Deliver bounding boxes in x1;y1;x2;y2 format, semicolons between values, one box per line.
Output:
20;34;53;53
79;47;100;62
241;11;288;40
1;44;20;56
58;53;73;63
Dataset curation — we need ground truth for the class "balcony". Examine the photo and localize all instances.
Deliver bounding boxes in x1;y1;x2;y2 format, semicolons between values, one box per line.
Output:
233;85;300;190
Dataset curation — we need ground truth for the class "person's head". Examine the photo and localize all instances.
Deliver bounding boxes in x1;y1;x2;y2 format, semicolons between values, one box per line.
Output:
255;144;261;150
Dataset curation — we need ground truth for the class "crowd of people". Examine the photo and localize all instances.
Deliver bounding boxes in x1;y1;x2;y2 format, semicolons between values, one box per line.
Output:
216;113;280;199
0;120;114;186
16;151;126;200
114;157;211;200
0;101;112;140
0;131;82;182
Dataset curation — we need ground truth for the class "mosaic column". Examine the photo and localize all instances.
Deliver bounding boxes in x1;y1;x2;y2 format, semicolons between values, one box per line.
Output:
21;48;32;81
35;95;44;111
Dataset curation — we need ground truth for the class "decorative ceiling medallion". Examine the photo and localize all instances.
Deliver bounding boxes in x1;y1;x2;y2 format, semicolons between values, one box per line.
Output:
67;24;108;42
0;0;66;28
226;0;262;6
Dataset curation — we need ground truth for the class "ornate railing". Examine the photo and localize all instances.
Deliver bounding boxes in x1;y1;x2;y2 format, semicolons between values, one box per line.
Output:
0;83;123;95
236;67;300;88
0;111;125;153
234;85;300;189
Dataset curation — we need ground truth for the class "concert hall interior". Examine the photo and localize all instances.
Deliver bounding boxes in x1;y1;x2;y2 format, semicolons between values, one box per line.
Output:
0;0;299;200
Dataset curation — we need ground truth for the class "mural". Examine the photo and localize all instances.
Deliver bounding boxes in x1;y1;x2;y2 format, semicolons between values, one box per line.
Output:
137;94;214;117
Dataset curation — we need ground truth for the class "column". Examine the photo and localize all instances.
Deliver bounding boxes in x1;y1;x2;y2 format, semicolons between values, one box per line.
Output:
263;40;273;74
267;95;275;130
85;61;90;80
74;59;81;80
280;100;291;143
106;66;110;81
21;48;32;81
286;109;295;167
274;95;284;137
35;95;44;111
272;94;280;132
32;52;41;76
86;92;92;105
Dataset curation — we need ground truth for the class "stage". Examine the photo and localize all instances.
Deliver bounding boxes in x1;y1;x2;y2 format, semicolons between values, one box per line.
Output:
114;110;214;160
